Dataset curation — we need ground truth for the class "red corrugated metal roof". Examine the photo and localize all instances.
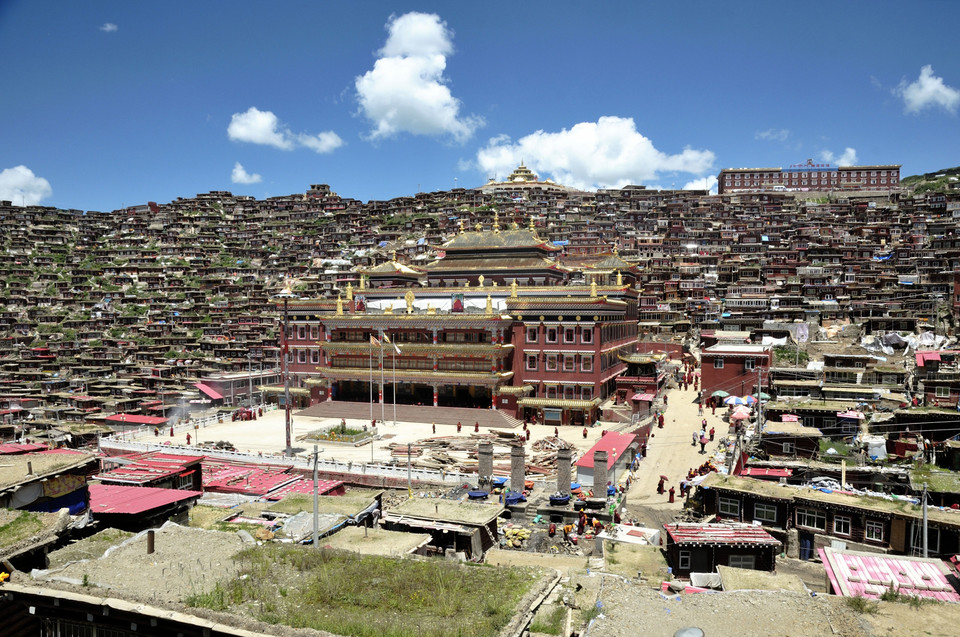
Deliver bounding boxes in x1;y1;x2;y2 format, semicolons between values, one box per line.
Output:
194;382;224;400
916;351;941;367
0;442;49;454
575;432;639;469
741;468;793;478
105;413;169;425
666;523;781;546
89;483;202;515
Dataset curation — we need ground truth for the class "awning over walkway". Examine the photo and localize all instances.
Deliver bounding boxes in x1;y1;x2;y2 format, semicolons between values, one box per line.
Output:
194;382;224;400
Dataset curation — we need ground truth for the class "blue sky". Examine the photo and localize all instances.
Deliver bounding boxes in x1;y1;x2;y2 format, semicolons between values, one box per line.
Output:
1;1;959;211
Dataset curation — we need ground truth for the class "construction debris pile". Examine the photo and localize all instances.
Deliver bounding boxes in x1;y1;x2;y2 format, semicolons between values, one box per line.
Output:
384;434;574;478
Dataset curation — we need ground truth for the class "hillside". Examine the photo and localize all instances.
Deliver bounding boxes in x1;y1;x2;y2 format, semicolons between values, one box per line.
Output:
901;165;960;193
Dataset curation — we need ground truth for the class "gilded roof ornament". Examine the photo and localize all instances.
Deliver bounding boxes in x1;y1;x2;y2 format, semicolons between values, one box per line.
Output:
616;270;623;286
384;303;393;314
405;289;415;314
590;279;597;298
478;274;485;287
486;294;493;315
346;282;353;301
493;211;500;234
511;279;518;298
336;295;344;315
459;218;465;234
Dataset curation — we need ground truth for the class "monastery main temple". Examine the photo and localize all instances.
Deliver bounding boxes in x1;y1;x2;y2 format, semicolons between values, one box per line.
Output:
284;210;663;427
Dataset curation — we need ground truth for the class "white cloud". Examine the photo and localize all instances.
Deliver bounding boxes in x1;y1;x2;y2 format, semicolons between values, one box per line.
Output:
755;128;789;142
227;107;342;154
296;132;343;154
0;165;52;205
683;175;718;193
820;147;858;166
228;107;294;149
231;162;262;185
355;12;482;143
895;65;960;114
476;117;714;190
99;23;118;33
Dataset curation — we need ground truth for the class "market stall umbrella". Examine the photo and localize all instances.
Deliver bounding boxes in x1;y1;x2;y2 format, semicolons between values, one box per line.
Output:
753;392;771;400
724;396;747;406
711;390;730;398
732;405;752;415
742;395;758;405
730;411;751;421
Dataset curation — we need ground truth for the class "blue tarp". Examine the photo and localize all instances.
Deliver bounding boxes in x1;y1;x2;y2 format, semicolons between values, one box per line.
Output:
26;487;88;515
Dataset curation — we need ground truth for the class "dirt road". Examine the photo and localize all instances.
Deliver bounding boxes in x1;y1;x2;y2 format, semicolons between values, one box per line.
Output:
623;376;729;527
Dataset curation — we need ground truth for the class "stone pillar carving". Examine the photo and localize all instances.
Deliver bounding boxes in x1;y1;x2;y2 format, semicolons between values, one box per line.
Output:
510;445;526;494
478;442;493;486
592;450;609;493
557;447;572;496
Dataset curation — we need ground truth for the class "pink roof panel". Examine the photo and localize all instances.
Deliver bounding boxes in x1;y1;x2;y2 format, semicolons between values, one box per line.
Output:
819;547;960;602
575;432;639;469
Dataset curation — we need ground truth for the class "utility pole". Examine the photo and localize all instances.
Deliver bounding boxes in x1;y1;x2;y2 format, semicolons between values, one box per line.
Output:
922;483;929;558
313;444;320;549
283;299;292;456
248;351;253;408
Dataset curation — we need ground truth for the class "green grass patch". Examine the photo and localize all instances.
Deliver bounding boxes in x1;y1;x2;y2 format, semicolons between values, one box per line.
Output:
529;604;565;635
0;511;44;548
844;595;879;614
186;544;537;637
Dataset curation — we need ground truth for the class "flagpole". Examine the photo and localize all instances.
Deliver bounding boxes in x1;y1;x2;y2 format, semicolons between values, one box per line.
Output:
379;329;385;425
369;334;373;426
393;342;398;427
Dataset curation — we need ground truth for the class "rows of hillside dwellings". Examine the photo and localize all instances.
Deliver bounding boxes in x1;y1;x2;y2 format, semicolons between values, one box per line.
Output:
2;181;960;444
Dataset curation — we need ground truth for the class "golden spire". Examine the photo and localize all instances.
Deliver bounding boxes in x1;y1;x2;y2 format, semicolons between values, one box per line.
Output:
510;279;518;297
475;222;483;232
459;218;465;234
346;282;353;301
590;278;597;298
405;289;415;314
528;216;535;231
613;244;619;256
493;210;500;233
359;275;366;291
486;294;493;315
336;295;344;315
616;270;623;286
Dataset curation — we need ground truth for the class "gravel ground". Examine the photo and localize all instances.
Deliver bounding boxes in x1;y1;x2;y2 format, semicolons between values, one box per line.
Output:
34;523;246;606
580;577;866;637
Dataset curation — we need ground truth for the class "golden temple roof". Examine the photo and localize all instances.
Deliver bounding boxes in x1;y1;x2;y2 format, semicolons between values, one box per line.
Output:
359;260;424;276
439;227;559;252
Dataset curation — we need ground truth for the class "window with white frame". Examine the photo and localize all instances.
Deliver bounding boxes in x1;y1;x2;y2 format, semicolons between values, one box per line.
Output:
782;442;795;454
936;386;950;398
526;327;538;343
842;422;857;434
713;358;724;369
744;358;755;370
525;354;538;371
564;327;575;343
834;515;851;536
678;550;691;570
546;327;558;343
563;355;575;372
546;355;558;371
297;327;306;340
581;386;592;400
728;555;755;569
546;385;557;399
581;356;593;372
564;385;575;399
796;507;826;530
297;350;307;364
865;520;884;542
310;326;319;339
719;497;740;517
754;503;778;524
581;329;593;344
310;350;320;364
